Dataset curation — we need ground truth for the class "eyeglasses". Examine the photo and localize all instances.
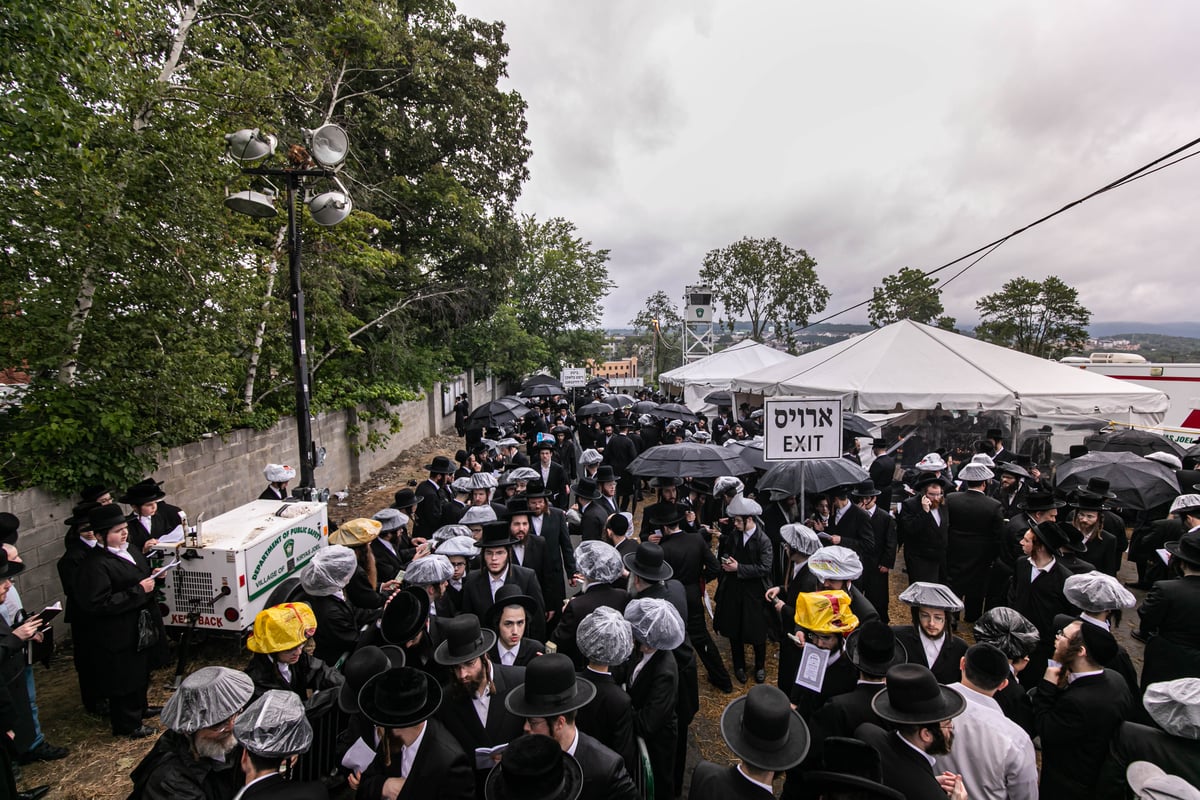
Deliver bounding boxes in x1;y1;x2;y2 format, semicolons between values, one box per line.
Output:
201;714;236;733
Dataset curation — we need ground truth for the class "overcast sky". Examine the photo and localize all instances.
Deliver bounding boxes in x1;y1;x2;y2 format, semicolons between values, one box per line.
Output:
456;1;1200;329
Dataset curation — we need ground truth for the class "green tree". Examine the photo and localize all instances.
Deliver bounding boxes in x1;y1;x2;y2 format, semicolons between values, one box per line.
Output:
974;276;1091;358
628;290;683;381
868;267;956;329
698;236;829;353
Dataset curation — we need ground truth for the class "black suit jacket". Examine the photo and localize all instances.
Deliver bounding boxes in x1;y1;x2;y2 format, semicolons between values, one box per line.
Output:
461;564;546;633
891;626;967;685
1007;557;1077;647
828;503;875;564
414;479;448;539
240;774;328;800
358;718;474;800
573;730;638;800
689;762;773;800
487;637;544;668
1137;574;1200;687
993;675;1035;739
897;496;950;562
944;488;1005;588
869;454;896;510
1033;668;1133;798
869;507;898;569
626;648;679;800
530;508;576;620
580;500;610;542
435;663;527;791
576;670;637;780
304;593;361;666
554;584;631;667
855;723;945;800
371;538;405;585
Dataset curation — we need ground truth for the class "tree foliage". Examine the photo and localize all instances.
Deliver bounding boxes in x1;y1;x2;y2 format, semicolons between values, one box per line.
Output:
628;291;683;381
974;276;1091;358
698;236;829;353
868;267;956;330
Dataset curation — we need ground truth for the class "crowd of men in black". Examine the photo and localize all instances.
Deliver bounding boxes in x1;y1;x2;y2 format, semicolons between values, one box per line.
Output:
1;389;1198;800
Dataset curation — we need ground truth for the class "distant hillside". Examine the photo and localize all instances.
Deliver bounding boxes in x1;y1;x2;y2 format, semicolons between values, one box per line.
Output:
1075;332;1200;363
1089;321;1200;339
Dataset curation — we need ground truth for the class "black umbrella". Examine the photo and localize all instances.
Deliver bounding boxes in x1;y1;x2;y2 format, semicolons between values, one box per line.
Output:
519;383;563;399
723;438;768;471
466;397;531;430
607;393;636;409
1084;429;1188;459
1056;451;1180;511
585;377;609;389
703;389;734;406
653;403;699;423
842;413;875;439
521;373;562;389
577;401;615;417
757;458;869;498
632;400;660;414
628;443;753;478
1186;440;1200;460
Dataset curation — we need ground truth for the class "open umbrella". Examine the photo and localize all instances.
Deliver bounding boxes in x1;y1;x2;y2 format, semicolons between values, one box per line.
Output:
466;397;531;430
842;413;875;439
756;458;869;498
632;400;660;414
1084;429;1188;459
607;393;636;408
723;438;768;471
521;373;562;389
703;389;734;406
1056;451;1180;511
585;377;609;389
1186;440;1200;460
519;383;563;399
577;401;615;417
628;442;753;478
653;403;699;423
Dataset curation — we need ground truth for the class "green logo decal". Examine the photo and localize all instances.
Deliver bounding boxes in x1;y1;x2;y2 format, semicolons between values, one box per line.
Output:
284;539;295;558
696;308;704;318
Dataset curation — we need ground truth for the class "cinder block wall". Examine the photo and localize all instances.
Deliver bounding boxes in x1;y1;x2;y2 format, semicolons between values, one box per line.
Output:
0;370;491;621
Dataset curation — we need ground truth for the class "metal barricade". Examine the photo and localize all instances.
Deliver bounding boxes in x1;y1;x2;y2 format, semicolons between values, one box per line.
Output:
635;736;654;800
292;695;349;783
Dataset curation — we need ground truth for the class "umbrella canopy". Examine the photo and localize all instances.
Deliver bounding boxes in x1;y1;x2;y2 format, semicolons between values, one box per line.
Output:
466;397;531;429
1056;451;1181;511
724;438;769;471
842;413;875;439
519;383;563;399
757;458;869;497
607;393;636;408
521;373;562;389
628;443;753;478
585;377;609;389
1084;429;1188;459
632;400;660;414
703;389;734;406
653;403;700;423
1186;441;1200;460
577;401;615;417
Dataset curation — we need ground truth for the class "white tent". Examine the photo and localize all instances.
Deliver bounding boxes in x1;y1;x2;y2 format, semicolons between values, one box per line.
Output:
730;320;1168;424
659;339;798;412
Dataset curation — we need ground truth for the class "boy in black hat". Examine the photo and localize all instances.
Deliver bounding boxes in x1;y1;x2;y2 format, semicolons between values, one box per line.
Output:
460;521;545;627
1008;521;1078;687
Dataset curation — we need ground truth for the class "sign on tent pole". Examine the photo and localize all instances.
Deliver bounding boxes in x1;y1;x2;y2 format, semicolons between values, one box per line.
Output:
763;397;843;461
560;368;587;388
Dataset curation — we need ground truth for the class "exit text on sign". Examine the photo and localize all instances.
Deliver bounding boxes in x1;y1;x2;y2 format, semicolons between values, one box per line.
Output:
763;397;843;461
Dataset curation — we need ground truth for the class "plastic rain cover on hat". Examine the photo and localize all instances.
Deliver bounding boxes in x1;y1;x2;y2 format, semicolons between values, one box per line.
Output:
402;554;454;586
580;449;603;466
329;518;382;547
692;430;711;443
468;472;498;490
1169;494;1200;515
433;524;473;543
638;414;653;426
450;477;473;494
1126;762;1200;800
575;540;624;584
779;523;821;556
161;666;254;734
234;689;313;757
578;606;634;666
807;546;863;582
898;582;965;612
915;453;947;471
508;467;539;482
1145;451;1183;471
625;598;686;650
263;464;296;483
726;494;762;516
1064;571;1136;613
957;463;994;482
969;453;996;468
460;506;497;526
299;545;357;596
372;507;406;532
1143;678;1200;740
246;605;310;654
972;606;1040;659
436;535;479;558
714;476;744;497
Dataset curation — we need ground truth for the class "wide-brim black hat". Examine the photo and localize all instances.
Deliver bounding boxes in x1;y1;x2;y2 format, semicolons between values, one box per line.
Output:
119;481;166;505
486;585;540;631
1028;520;1070;553
646;504;685;529
649;476;683;489
80;484;115;503
805;737;904;800
683;478;713;495
381;586;430;645
424;455;456;474
594;465;617;483
844;623;907;677
1018;491;1065;513
719;684;810;771
504;654;596;717
504;497;533;518
572;478;601;501
484;735;583;800
89;503;128;535
478;520;519;548
0;548;25;580
357;666;442;728
392;488;423;509
871;664;966;725
338;645;406;713
1054;522;1089;554
1165;529;1200;566
0;513;18;546
434;614;497;665
1070;490;1109;512
850;480;881;498
623;543;674;582
523;479;553;499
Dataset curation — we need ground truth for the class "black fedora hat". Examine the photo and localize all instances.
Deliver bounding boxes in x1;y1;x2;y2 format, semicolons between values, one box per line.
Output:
683;478;713;495
850;480;881;498
1017;491;1066;513
1027;520;1070;553
805;737;904;800
1084;477;1118;500
523;479;553;499
647;504;685;529
65;501;98;531
1054;522;1088;554
572;477;601;501
392;487;423;509
484;734;583;800
0;513;18;546
871;664;966;725
844;622;907;678
1165;528;1200;567
434;614;496;665
357;666;442;728
424;455;456;474
478;520;519;549
0;546;25;580
649;476;683;489
995;461;1032;480
623;543;674;582
486;584;540;632
380;586;430;645
532;439;555;452
719;684;810;771
338;644;405;713
119;480;166;505
505;654;596;718
871;438;890;449
89;503;128;535
986;428;1005;440
594;465;617;484
1070;490;1108;512
80;484;115;503
504;497;533;519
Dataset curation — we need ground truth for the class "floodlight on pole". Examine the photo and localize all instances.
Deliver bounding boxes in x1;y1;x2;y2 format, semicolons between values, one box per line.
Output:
304;124;350;168
223;188;279;218
308;177;353;226
224;129;278;162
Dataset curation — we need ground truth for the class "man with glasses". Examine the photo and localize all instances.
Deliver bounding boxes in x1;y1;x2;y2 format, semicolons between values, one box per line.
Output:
898;476;952;584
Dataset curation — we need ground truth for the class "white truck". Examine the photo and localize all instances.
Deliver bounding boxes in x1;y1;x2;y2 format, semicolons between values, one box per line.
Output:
1070;354;1200;445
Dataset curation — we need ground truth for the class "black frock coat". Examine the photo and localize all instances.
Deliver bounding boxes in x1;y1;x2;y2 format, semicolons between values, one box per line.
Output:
74;544;161;695
1136;574;1200;688
357;718;474;800
713;526;773;643
1033;668;1134;799
625;648;678;800
855;723;946;800
891;626;968;685
944;489;1005;596
690;762;773;800
576;670;637;780
435;663;526;796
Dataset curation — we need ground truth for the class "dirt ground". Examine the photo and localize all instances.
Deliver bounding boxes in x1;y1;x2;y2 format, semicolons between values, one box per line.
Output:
24;433;1148;798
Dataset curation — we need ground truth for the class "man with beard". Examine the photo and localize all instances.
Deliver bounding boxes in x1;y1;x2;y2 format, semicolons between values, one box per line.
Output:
129;667;255;800
1069;493;1121;576
639;477;685;542
714;495;773;684
1033;619;1134;799
897;476;950;584
989;462;1030;516
855;664;969;800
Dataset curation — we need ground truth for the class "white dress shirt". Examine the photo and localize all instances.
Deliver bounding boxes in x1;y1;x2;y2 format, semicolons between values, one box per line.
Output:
472;663;494;726
1030;557;1057;582
935;682;1038;800
920;631;945;668
497;640;519;666
400;720;428;778
108;544;137;565
489;569;509;600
